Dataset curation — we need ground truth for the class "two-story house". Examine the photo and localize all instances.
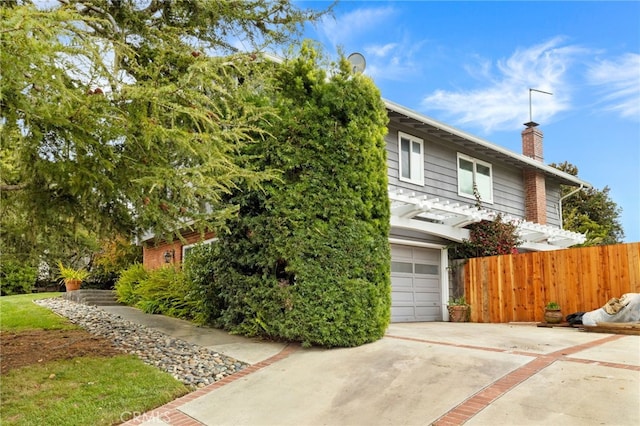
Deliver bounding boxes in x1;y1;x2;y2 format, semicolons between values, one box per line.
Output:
141;98;591;323
383;99;589;322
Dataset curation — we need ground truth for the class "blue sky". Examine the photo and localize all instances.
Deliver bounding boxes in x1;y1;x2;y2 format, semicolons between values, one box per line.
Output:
298;1;640;242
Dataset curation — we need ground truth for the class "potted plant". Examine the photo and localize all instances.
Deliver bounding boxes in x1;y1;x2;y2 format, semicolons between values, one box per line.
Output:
58;262;90;292
544;301;563;324
448;296;470;322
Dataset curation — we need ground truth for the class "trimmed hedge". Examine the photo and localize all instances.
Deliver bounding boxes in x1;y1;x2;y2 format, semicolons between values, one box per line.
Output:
205;45;391;347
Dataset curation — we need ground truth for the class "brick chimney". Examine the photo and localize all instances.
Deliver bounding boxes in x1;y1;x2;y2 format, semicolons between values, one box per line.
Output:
522;122;546;224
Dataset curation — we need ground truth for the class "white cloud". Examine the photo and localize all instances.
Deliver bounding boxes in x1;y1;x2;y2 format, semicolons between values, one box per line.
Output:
463;55;492;81
361;36;428;82
587;53;640;120
314;5;427;82
365;43;397;58
421;38;587;133
317;6;396;48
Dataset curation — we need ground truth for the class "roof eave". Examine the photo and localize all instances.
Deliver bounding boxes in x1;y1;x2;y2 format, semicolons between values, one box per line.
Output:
383;98;592;188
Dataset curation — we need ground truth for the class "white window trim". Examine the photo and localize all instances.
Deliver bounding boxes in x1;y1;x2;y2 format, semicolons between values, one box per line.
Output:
457;153;494;204
182;237;217;261
398;131;424;186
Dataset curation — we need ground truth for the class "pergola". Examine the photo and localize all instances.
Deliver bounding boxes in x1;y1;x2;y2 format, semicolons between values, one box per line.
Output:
389;188;586;251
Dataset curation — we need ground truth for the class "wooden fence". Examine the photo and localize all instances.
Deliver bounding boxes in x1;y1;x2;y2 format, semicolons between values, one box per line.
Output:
461;242;640;323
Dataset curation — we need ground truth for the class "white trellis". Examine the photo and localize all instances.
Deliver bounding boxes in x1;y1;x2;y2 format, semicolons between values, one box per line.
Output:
389;188;585;251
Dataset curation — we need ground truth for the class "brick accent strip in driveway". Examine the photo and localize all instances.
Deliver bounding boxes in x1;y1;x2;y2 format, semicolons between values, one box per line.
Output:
122;331;637;426
120;344;300;426
388;333;636;426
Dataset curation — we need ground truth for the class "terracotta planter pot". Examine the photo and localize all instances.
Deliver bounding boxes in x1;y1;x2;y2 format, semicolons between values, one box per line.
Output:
544;309;563;324
64;279;82;292
448;305;470;322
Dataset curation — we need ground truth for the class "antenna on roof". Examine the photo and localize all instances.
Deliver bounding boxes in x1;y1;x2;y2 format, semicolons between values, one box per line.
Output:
526;88;553;127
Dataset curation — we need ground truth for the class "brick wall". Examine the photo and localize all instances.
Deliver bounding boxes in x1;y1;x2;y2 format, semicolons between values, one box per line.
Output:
142;231;216;270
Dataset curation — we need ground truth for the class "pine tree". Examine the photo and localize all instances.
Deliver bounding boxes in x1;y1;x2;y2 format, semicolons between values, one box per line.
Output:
1;1;326;264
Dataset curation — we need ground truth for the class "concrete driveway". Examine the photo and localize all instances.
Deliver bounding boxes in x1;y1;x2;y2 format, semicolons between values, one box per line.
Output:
119;320;640;426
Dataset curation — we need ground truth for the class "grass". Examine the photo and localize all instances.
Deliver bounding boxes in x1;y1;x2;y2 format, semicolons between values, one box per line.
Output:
0;293;189;426
0;292;76;332
1;356;187;426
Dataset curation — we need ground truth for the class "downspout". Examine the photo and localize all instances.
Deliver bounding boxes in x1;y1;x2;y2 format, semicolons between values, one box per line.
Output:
558;184;584;229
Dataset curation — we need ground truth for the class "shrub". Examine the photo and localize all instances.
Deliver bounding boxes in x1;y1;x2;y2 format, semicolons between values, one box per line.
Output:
449;184;521;260
205;45;391;347
114;264;148;305
134;266;184;316
183;243;222;325
83;269;120;290
116;263;207;323
449;214;521;259
85;236;143;289
0;261;37;295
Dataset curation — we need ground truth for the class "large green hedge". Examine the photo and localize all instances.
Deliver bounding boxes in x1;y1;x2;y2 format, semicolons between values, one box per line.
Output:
207;46;391;347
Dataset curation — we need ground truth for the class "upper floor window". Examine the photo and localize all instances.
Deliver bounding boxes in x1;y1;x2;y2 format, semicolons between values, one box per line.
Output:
457;153;493;203
399;132;424;185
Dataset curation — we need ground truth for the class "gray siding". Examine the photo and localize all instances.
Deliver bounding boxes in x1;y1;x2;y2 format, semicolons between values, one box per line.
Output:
545;182;562;228
387;123;528;220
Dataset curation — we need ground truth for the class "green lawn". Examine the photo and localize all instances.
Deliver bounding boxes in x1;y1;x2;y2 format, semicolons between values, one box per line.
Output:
0;293;188;426
0;292;76;332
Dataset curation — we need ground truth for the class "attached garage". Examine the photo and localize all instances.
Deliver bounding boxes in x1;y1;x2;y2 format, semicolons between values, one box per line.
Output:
390;244;443;322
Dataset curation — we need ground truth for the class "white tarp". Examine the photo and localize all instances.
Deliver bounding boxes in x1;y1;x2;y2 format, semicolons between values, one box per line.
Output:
582;293;640;326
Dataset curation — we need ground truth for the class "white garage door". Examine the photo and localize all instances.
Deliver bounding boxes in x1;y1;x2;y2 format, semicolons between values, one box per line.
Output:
391;244;442;322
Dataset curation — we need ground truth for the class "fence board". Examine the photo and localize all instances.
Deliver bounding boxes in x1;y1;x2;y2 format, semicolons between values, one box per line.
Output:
464;242;640;323
608;245;621;298
531;252;544;321
596;246;609;304
628;246;640;292
578;248;597;312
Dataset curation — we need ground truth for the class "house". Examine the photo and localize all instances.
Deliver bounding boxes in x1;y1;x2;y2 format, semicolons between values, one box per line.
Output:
384;99;589;322
142;230;217;270
141;98;591;323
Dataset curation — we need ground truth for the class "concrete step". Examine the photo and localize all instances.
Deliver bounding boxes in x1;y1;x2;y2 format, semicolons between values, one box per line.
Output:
63;289;122;307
